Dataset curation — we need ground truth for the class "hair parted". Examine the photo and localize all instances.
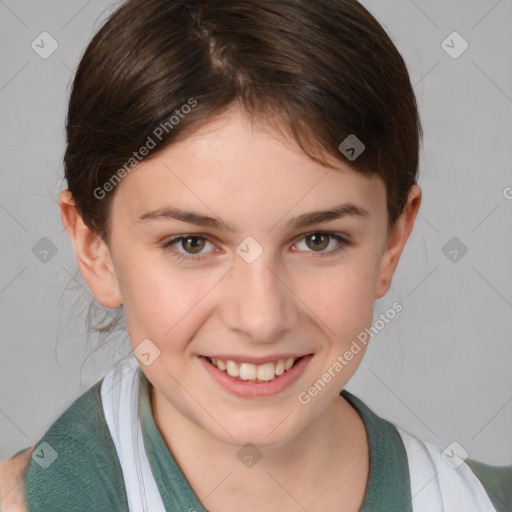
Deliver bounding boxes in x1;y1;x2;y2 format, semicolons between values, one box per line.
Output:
65;0;422;241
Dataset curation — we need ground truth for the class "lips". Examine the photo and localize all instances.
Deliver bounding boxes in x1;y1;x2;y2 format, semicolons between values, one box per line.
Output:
199;354;313;398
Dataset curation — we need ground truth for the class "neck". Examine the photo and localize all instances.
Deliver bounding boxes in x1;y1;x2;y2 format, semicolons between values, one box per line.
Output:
150;384;369;508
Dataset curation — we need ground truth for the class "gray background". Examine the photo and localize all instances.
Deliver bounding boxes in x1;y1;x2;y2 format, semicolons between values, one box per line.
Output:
1;0;511;465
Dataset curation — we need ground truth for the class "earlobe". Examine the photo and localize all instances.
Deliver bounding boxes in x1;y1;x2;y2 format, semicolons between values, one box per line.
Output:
374;185;422;300
59;190;123;308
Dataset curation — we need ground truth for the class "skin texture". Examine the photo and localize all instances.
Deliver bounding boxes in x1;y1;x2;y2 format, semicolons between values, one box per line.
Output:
0;447;33;512
60;105;421;511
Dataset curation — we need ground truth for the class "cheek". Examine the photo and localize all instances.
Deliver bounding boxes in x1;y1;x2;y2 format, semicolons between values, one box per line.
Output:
119;263;214;347
304;269;376;385
298;262;377;332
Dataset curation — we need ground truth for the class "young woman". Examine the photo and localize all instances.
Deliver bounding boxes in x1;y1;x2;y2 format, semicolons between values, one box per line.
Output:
1;0;510;510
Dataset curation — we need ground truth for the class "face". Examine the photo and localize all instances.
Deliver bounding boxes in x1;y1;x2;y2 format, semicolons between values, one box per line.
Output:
96;105;406;448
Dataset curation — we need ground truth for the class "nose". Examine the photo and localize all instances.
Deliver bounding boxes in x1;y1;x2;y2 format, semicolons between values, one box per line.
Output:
219;253;298;344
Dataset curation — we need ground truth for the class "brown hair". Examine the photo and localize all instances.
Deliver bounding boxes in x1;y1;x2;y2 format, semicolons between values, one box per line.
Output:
61;0;422;363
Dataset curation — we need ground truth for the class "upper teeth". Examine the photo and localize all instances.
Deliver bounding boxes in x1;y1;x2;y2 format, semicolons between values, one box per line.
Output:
210;357;297;381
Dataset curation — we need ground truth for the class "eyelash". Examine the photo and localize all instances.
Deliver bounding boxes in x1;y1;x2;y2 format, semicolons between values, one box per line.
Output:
160;231;351;262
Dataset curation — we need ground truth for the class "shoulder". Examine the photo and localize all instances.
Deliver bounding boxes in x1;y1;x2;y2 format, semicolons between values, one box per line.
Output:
395;428;510;511
466;458;512;512
23;378;130;512
0;447;33;512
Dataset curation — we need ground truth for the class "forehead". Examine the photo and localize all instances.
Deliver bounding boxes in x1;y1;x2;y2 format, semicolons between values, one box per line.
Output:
111;107;386;227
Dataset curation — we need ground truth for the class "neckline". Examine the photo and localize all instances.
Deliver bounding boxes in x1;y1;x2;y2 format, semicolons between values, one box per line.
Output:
137;368;412;512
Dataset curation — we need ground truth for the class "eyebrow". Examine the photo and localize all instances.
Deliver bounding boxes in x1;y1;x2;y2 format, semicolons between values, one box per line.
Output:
135;202;370;232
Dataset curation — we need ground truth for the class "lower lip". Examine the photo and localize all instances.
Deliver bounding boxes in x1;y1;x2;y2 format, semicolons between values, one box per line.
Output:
198;355;313;398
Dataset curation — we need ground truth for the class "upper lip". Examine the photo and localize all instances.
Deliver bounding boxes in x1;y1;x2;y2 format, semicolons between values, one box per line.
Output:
201;353;312;365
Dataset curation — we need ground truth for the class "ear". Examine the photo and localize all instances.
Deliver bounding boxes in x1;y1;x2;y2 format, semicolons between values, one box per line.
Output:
374;185;422;300
59;190;123;308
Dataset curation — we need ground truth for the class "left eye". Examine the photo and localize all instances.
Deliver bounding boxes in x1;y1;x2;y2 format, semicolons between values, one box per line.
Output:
294;232;347;254
161;232;351;262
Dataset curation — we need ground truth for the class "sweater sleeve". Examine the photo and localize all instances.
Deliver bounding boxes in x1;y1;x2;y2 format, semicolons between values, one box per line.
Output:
23;380;130;512
466;458;512;512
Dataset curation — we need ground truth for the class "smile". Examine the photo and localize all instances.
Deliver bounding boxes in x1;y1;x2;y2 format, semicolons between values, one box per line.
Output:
199;354;313;398
206;356;300;382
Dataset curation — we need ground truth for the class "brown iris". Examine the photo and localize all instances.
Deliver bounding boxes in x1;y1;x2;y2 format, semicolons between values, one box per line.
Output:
305;233;329;251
